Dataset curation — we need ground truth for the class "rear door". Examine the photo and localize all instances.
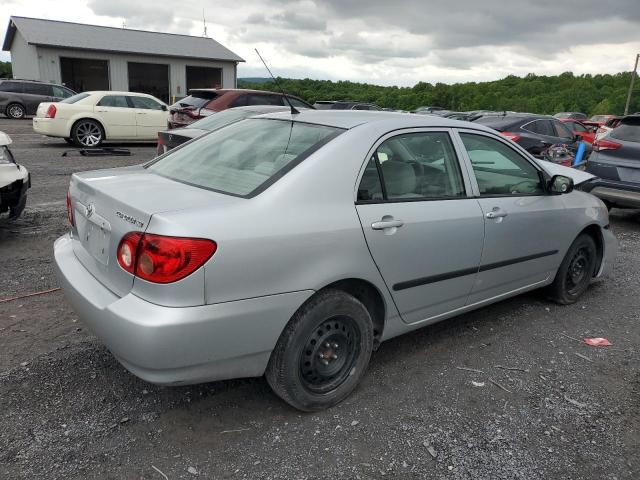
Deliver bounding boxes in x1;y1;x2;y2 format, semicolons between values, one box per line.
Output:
454;129;568;303
21;82;53;114
128;95;169;139
355;129;485;324
94;94;136;138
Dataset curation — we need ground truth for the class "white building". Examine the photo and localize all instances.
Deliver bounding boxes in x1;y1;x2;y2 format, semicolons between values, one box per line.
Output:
2;16;244;103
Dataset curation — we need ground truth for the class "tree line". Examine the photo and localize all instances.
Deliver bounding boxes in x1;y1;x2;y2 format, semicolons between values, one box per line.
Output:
239;71;639;116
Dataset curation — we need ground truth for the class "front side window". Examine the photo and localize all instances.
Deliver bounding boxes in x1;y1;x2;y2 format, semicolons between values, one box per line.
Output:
357;132;465;201
148;119;343;197
553;120;574;139
460;133;544;196
130;96;163;110
97;95;130;108
52;85;74;98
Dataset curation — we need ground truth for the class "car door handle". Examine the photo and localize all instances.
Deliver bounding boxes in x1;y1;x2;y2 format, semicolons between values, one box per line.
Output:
371;219;404;230
136;112;147;115
486;209;508;219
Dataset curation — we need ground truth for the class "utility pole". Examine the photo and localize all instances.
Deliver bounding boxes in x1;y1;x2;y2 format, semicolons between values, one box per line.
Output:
624;53;639;115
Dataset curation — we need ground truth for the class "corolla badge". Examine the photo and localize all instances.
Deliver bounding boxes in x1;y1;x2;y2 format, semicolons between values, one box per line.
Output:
85;203;95;218
116;211;144;228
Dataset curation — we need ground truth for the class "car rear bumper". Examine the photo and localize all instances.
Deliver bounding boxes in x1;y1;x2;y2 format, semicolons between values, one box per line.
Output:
581;178;640;208
33;117;69;137
54;234;313;385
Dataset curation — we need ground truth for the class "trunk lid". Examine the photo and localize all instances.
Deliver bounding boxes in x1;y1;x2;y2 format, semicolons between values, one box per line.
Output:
69;165;240;297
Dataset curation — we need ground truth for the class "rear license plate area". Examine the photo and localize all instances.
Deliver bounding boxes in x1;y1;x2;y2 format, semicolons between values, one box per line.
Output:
77;210;111;265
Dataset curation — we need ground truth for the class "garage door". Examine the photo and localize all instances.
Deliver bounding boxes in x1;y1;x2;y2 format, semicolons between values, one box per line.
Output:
186;66;222;91
128;62;170;103
60;57;109;93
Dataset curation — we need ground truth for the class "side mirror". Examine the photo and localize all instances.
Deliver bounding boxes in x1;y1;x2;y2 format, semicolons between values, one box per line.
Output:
161;105;168;111
549;174;574;194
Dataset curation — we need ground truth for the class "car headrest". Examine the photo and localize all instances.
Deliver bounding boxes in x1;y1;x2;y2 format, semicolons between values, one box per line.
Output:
381;160;416;196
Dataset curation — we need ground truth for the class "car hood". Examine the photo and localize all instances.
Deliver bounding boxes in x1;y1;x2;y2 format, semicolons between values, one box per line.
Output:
535;159;594;185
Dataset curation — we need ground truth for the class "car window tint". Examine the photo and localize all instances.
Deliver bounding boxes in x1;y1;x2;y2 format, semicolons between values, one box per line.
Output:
23;83;51;96
247;95;284;106
130;96;163;110
610;123;640;143
369;132;465;200
569;122;587;132
188;108;253;131
61;93;90;104
553;120;574;139
460;133;544;196
0;81;24;93
357;157;384;201
523;120;542;134
52;85;74;98
230;95;248;107
287;97;309;109
148;119;343;197
97;95;130;108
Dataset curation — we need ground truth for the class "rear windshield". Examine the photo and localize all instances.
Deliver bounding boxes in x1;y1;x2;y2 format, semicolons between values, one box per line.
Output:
61;93;90;104
188;108;255;131
175;91;223;108
610;122;640;143
148;119;343;197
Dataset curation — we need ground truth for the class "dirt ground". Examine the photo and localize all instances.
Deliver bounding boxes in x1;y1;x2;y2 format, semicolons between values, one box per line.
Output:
0;117;639;480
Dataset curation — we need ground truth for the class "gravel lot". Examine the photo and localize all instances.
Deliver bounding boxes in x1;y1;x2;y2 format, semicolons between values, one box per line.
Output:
1;117;639;480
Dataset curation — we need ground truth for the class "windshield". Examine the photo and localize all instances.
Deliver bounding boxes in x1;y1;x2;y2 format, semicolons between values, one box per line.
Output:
148;119;343;197
61;93;90;104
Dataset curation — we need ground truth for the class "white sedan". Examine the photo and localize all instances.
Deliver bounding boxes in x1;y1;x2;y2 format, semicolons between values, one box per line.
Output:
33;91;169;147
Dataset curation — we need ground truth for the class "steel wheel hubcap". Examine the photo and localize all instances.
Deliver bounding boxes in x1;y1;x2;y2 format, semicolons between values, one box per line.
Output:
77;123;101;146
566;247;590;293
299;316;360;393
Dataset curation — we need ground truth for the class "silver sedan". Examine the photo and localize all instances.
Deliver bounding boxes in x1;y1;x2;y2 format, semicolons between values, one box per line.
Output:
54;110;616;411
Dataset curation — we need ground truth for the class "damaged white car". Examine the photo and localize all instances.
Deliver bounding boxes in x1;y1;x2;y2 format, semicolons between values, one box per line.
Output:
0;131;30;219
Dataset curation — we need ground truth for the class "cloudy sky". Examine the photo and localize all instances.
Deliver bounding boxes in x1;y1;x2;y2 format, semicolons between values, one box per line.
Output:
1;0;639;86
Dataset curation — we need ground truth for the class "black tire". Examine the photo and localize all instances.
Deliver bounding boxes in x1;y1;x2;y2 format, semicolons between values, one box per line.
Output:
6;103;25;119
72;119;104;147
64;138;74;145
548;234;597;305
266;289;374;412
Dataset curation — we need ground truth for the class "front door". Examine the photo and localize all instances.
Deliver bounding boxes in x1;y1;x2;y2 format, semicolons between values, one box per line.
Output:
128;95;169;139
455;130;569;304
355;130;485;324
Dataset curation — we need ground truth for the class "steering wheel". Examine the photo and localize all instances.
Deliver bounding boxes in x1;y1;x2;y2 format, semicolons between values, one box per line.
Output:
509;180;538;195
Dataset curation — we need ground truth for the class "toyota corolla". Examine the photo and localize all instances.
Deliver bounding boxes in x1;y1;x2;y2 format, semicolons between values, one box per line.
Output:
54;110;616;411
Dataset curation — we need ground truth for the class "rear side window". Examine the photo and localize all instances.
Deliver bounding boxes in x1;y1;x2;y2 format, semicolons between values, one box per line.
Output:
130;96;164;110
148;119;343;197
357;132;465;201
552;120;574;139
610;123;640;143
97;95;129;108
0;81;24;93
23;83;51;96
247;95;284;106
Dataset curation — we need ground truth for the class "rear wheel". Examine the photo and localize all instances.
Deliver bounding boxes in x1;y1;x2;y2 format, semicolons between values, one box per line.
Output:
72;119;104;147
548;234;597;304
266;290;374;412
6;103;25;119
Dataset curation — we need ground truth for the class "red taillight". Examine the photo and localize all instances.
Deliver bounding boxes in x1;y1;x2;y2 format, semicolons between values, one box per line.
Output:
66;190;74;227
45;104;57;118
500;132;521;142
156;134;165;156
117;232;217;283
593;139;622;152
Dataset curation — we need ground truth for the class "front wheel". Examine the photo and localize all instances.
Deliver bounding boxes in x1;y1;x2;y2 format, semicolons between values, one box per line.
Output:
266;290;374;412
72;119;104;147
548;234;597;304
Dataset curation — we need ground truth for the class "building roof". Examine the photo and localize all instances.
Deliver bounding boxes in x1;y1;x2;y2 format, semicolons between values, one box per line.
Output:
2;16;244;63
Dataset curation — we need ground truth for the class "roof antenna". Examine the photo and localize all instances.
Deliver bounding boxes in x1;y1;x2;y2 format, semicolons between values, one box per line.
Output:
255;48;299;115
202;9;208;37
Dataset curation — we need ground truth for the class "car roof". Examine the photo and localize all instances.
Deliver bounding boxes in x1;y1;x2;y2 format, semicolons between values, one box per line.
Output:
254;109;497;132
84;90;161;98
188;88;297;96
